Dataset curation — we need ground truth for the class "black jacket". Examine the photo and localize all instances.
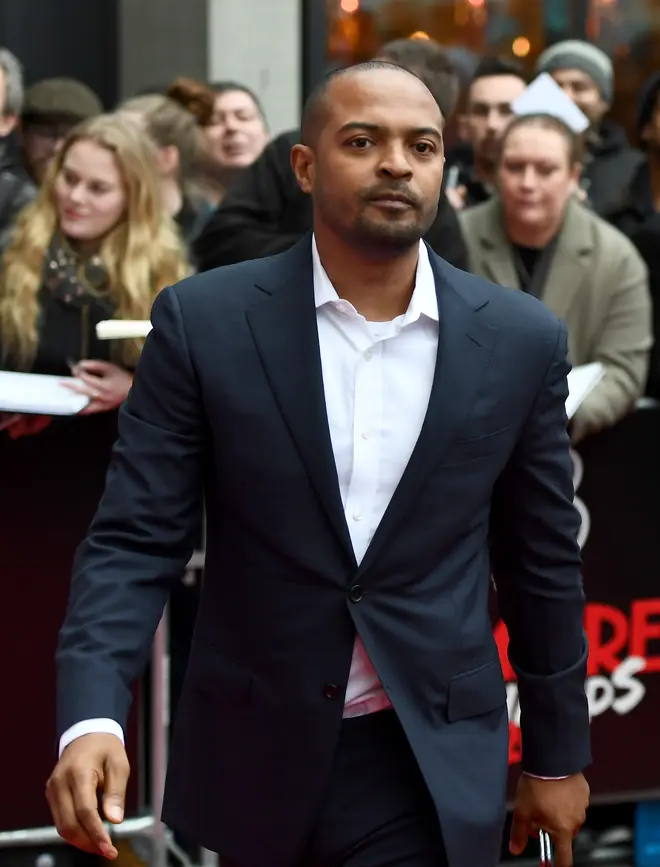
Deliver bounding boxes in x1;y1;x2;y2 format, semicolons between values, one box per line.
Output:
193;130;469;272
0;139;35;256
583;121;644;220
628;212;660;397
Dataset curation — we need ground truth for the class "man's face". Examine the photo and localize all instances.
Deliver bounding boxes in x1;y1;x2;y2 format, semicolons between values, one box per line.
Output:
550;69;608;125
205;89;269;170
22;115;78;184
292;69;445;254
464;74;527;162
0;68;18;138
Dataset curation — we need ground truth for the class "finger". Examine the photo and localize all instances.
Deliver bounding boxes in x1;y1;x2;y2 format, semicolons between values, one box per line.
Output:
77;371;105;390
78;400;105;415
69;769;116;857
61;380;96;396
46;779;99;855
509;814;533;855
102;752;130;825
553;834;574;867
77;359;113;375
63;379;102;400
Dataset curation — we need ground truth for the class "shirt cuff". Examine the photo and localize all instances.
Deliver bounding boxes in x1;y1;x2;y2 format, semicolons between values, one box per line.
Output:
59;719;125;757
524;773;570;780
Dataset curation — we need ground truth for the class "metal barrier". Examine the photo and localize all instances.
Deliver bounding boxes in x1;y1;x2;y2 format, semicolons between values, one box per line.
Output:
0;549;218;867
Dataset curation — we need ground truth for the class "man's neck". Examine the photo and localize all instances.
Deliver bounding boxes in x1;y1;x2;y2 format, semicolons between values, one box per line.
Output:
473;154;496;188
314;229;420;322
506;217;561;250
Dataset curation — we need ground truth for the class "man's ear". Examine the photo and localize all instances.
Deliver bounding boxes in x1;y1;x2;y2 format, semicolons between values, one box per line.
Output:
0;112;17;138
291;143;314;194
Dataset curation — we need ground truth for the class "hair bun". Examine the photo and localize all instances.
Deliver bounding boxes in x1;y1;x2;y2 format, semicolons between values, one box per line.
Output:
166;77;215;126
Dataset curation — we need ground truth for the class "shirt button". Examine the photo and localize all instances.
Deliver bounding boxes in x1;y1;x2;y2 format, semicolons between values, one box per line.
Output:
349;584;364;602
364;348;372;361
352;512;363;521
361;431;369;440
323;683;340;700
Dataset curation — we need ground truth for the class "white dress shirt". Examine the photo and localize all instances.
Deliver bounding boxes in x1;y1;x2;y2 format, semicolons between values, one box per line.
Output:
59;237;438;753
313;238;439;717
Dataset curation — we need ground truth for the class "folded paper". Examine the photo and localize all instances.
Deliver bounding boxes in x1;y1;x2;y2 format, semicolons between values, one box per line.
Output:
0;371;89;415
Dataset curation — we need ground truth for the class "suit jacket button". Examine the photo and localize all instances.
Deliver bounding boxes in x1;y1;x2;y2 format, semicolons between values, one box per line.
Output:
323;683;340;700
349;583;363;602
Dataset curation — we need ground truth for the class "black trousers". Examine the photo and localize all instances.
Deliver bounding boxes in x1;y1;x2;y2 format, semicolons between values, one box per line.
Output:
258;710;446;867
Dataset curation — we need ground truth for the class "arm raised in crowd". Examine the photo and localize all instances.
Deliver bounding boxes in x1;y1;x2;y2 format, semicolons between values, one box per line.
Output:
193;129;310;271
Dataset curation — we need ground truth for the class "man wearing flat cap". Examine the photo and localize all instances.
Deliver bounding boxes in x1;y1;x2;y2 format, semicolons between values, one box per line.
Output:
20;76;102;185
536;39;643;219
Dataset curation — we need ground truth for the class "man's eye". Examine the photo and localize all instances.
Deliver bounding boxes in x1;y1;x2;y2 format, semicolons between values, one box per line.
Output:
348;138;372;148
414;142;434;154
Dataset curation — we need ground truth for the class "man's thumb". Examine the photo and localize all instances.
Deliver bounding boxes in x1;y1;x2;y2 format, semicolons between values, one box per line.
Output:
103;758;129;824
509;814;530;855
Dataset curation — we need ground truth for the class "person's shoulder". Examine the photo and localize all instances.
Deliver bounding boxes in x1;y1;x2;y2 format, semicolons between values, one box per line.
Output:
578;203;647;272
457;198;496;231
433;254;563;352
171;240;308;309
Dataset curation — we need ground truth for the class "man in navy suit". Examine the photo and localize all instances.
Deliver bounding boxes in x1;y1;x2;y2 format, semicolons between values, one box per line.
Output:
47;62;590;867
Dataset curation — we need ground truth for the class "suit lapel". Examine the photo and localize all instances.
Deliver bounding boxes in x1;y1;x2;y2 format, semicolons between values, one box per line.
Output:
357;253;498;577
540;199;593;322
246;237;357;567
470;199;521;290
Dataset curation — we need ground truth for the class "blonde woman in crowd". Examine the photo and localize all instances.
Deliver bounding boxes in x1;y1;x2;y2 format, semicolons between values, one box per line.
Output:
119;93;213;248
0;112;189;438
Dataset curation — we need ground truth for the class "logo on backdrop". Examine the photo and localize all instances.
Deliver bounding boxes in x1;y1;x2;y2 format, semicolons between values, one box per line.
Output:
498;450;660;765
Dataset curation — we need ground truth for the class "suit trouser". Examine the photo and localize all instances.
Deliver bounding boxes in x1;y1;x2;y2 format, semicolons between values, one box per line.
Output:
222;709;447;867
301;709;447;867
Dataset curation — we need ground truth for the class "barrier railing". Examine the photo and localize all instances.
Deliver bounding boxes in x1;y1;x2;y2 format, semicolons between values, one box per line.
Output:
0;550;217;867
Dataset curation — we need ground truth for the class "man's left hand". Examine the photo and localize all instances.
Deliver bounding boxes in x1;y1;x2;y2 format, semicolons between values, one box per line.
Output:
510;774;590;866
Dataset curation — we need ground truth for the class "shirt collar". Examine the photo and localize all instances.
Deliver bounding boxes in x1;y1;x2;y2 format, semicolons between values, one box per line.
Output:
311;235;438;323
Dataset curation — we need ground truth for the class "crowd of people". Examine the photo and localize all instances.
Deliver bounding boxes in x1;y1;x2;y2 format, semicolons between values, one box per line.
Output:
0;38;656;437
0;32;656;865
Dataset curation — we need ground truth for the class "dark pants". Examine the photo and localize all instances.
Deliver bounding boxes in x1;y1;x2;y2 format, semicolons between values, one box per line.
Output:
229;710;447;867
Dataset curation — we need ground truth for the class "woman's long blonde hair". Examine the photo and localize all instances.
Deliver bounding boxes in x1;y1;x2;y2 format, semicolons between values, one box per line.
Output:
0;113;190;369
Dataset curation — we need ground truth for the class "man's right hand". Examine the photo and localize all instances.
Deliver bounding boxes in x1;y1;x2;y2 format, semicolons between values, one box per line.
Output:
46;733;130;860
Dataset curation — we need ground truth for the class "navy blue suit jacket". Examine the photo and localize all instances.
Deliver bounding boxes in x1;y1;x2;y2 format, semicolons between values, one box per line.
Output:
57;237;590;867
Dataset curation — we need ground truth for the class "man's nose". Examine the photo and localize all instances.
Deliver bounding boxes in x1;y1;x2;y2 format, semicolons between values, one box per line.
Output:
486;111;506;135
378;146;413;179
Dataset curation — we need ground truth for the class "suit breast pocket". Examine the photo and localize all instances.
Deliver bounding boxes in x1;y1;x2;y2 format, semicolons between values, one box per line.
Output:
439;424;513;467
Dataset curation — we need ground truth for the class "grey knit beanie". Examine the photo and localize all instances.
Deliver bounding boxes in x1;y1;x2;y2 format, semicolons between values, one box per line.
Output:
536;40;613;103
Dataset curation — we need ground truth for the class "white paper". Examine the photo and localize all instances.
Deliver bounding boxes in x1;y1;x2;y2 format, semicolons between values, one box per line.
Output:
511;73;590;134
0;371;90;415
96;319;152;340
566;362;605;420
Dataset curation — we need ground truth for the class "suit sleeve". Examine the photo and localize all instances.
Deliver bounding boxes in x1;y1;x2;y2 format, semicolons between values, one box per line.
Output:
572;245;652;442
56;285;206;737
192;133;305;271
490;321;591;778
